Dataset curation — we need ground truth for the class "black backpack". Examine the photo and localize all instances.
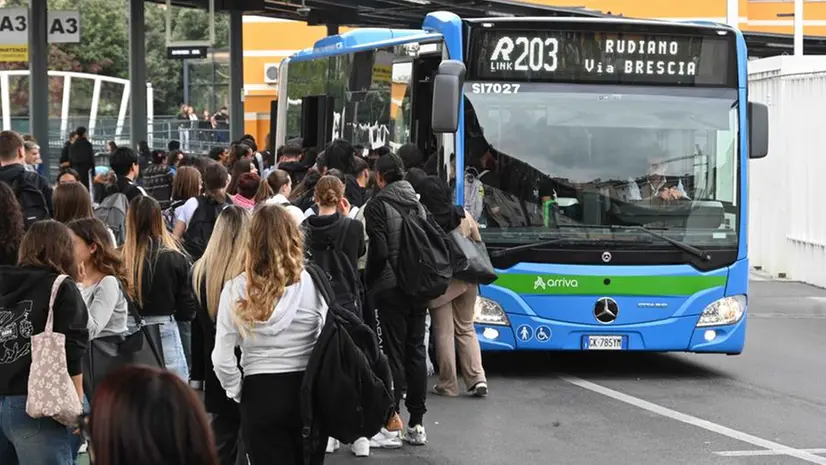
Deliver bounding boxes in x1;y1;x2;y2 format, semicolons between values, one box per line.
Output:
7;171;50;229
182;195;226;261
305;218;363;316
301;264;394;448
385;200;452;300
163;199;188;233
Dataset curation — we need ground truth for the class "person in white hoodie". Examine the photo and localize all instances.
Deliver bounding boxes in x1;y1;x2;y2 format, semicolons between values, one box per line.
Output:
254;169;305;227
212;203;328;465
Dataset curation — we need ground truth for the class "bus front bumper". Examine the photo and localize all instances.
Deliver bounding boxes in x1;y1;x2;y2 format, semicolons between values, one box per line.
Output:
475;312;746;353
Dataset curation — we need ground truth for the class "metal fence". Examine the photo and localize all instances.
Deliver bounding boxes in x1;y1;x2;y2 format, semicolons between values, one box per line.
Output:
34;116;230;180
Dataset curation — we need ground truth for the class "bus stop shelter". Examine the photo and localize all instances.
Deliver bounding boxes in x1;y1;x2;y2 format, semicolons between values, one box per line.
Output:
24;0;826;168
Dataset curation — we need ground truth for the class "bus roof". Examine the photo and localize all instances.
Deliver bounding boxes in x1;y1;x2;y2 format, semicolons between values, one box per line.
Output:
464;16;735;33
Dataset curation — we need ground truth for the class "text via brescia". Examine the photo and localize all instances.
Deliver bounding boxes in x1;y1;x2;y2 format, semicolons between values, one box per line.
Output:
585;39;698;77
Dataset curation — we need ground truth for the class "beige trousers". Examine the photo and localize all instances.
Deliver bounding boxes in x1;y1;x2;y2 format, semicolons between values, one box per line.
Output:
430;279;486;396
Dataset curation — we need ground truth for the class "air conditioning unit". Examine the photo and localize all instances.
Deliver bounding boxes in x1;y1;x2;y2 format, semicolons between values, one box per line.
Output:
264;63;279;84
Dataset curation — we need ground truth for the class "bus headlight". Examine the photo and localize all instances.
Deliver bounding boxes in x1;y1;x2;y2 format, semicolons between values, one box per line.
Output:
474;297;510;326
696;295;746;327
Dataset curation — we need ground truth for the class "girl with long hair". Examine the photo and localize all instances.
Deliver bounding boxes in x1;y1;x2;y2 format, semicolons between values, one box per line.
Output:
122;196;195;381
254;169;304;225
53;181;94;224
167;165;202;232
83;365;218;465
0;220;88;464
192;206;250;465
67;218;129;340
213;205;328;465
0;181;24;266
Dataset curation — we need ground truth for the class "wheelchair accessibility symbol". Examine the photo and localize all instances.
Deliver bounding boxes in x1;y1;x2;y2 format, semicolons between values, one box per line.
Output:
535;326;552;343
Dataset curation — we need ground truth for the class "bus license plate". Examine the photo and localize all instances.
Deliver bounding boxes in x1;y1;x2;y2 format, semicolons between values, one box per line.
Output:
586;335;624;350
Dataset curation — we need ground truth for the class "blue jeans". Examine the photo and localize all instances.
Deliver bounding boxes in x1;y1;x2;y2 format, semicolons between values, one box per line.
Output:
0;395;75;465
129;315;189;382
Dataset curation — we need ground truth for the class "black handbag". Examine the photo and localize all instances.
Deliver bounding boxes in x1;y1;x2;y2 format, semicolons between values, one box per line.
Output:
450;230;498;285
83;284;165;396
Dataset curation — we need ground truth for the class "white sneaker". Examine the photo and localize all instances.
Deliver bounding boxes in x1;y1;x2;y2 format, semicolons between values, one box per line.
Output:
351;437;370;457
325;437;340;454
404;425;427;446
369;428;403;449
78;441;88;454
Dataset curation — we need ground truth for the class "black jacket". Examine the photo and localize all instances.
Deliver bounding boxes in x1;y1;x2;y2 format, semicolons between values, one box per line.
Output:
192;274;241;414
104;175;145;204
136;241;196;321
344;176;365;208
0;163;54;216
0;266;88;396
305;213;365;271
68;138;95;186
363;180;420;298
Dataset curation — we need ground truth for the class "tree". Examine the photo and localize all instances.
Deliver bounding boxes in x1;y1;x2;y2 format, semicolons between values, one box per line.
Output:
1;0;229;116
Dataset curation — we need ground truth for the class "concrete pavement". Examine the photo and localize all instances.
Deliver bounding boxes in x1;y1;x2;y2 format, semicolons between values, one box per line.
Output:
329;278;826;464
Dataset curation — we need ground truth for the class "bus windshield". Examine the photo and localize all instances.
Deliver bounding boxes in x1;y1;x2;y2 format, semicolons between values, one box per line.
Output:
463;83;739;248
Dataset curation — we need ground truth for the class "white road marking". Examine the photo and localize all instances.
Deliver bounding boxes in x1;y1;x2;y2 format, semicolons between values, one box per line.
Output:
715;449;826;457
561;375;826;465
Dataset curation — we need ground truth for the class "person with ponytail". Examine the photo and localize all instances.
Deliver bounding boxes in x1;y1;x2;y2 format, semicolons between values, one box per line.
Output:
192;205;250;465
254;169;304;226
213;204;328;465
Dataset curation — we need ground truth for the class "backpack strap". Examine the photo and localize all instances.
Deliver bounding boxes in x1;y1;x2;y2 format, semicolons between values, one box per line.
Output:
305;263;335;307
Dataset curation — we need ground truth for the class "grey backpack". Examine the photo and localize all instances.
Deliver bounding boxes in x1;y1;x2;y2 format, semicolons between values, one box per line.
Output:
94;193;129;246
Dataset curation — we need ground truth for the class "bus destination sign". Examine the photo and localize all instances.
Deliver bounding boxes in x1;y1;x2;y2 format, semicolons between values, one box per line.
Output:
471;29;735;86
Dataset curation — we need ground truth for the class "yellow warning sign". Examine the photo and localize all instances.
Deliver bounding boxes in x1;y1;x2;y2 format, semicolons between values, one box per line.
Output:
0;45;27;62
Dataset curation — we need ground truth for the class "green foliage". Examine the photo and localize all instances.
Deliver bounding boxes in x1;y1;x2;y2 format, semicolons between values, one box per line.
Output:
2;0;229;116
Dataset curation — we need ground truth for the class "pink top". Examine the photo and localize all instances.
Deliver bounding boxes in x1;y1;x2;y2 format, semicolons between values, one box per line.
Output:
231;194;255;211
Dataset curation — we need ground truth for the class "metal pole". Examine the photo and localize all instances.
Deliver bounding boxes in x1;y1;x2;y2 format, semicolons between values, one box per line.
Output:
794;0;804;56
129;0;148;146
183;59;189;105
726;0;738;28
229;9;244;142
29;1;49;169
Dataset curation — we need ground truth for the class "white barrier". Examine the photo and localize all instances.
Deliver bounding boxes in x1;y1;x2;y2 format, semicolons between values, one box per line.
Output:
748;56;826;286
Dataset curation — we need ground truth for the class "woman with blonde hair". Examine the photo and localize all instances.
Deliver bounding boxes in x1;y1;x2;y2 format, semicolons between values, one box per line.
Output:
192;205;250;465
213;204;327;465
123;196;196;381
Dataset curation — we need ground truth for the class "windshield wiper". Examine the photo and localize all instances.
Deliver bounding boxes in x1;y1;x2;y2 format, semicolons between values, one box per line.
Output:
609;225;711;262
489;238;567;258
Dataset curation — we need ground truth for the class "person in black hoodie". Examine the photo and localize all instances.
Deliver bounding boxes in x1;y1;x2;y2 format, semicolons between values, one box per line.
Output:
68;126;95;190
122;196;195;381
191;205;249;465
0;220;88;464
0;130;53;224
363;153;435;447
277;143;306;185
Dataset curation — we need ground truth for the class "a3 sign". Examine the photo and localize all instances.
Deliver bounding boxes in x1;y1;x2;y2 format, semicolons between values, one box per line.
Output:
0;9;81;44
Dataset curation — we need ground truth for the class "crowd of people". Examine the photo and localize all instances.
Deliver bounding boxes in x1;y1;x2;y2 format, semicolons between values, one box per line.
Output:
0;127;493;465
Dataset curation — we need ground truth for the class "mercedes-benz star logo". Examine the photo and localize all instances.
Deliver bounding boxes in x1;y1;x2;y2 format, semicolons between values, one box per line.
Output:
601;251;612;263
594;297;619;324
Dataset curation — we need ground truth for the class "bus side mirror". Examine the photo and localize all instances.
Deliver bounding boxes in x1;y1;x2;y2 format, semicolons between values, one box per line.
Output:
749;101;769;159
431;60;466;134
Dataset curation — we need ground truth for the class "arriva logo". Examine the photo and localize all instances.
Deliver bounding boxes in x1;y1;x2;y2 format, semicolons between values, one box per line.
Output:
533;276;579;290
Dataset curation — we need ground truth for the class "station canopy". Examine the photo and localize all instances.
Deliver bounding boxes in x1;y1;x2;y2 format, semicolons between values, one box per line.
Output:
158;0;826;57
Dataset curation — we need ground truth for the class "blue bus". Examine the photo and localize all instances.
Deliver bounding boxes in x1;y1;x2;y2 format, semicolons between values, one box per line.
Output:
275;12;768;354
